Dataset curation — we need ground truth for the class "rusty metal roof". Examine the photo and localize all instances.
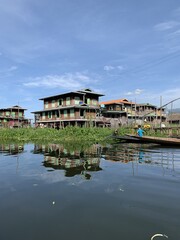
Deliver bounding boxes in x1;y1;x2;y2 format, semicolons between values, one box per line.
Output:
100;98;135;105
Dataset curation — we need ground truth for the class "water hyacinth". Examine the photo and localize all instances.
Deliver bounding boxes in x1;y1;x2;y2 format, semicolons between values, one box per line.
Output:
0;127;114;143
0;126;168;144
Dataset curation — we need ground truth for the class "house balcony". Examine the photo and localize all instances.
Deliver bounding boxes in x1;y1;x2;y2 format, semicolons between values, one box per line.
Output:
37;115;99;122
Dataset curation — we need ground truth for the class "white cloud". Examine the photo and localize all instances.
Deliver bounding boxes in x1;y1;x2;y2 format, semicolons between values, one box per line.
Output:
23;72;98;90
168;29;180;38
104;65;125;71
0;65;18;73
154;21;180;31
125;89;144;96
104;65;115;71
9;66;18;71
117;65;124;71
126;91;133;96
128;88;180;108
135;89;143;95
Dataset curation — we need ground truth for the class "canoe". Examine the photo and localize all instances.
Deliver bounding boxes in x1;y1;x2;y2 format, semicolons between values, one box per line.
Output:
126;134;180;146
112;135;142;143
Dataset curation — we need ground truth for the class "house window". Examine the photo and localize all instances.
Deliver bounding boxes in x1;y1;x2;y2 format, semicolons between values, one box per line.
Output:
58;99;63;106
85;98;90;105
11;112;15;117
66;97;70;105
18;112;23;117
52;100;55;108
45;102;48;109
6;111;10;116
64;110;68;118
92;99;97;105
75;97;80;105
42;112;46;120
48;111;52;119
70;109;74;117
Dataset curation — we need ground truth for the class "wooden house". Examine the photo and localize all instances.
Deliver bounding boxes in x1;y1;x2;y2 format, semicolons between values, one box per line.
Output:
135;103;166;123
32;89;104;128
167;113;180;125
0;105;31;128
100;99;167;127
100;99;135;127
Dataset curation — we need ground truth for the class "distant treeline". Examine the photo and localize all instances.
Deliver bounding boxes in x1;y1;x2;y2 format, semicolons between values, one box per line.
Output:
169;108;180;113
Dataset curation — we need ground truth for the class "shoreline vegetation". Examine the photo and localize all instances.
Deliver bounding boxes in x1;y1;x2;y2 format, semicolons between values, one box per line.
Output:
0;127;114;143
0;126;169;144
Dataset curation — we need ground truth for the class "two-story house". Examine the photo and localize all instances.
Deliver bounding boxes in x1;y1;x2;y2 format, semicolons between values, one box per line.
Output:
136;103;166;123
100;99;167;127
32;89;104;128
0;105;31;128
100;99;135;127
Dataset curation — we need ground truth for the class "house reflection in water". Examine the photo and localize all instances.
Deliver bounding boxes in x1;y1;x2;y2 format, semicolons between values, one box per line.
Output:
101;144;136;163
33;144;102;179
101;144;152;164
0;144;24;155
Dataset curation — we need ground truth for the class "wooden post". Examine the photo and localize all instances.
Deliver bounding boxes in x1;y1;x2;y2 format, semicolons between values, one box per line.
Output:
170;102;173;126
160;96;162;128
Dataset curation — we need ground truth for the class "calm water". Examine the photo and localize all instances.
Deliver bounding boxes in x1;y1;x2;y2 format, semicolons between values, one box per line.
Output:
0;142;180;240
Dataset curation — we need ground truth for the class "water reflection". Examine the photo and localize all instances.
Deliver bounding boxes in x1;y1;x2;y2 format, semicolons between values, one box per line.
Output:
1;142;179;178
101;143;180;177
33;143;102;179
31;142;180;179
0;143;24;155
138;147;145;163
0;142;180;240
101;143;153;163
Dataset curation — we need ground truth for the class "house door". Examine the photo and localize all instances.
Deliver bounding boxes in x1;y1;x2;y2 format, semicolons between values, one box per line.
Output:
80;109;85;118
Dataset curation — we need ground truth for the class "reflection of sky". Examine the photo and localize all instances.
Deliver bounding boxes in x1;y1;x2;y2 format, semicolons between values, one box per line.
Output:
0;143;102;186
1;143;180;190
1;144;180;240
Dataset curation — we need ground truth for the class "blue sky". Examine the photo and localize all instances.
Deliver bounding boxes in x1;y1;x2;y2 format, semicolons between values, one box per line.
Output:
0;0;180;120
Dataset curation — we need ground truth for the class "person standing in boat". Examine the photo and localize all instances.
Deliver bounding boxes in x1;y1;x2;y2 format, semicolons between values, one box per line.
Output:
137;125;144;137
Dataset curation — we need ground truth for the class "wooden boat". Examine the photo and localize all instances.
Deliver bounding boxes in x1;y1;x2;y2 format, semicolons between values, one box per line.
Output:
112;135;142;143
126;134;180;146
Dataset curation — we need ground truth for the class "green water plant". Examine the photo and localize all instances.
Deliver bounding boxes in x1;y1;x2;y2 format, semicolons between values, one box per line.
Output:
0;127;113;143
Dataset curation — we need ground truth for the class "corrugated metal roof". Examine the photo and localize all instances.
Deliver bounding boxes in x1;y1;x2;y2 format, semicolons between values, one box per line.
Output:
39;91;83;100
39;89;104;100
0;105;27;110
137;103;157;107
100;99;135;105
